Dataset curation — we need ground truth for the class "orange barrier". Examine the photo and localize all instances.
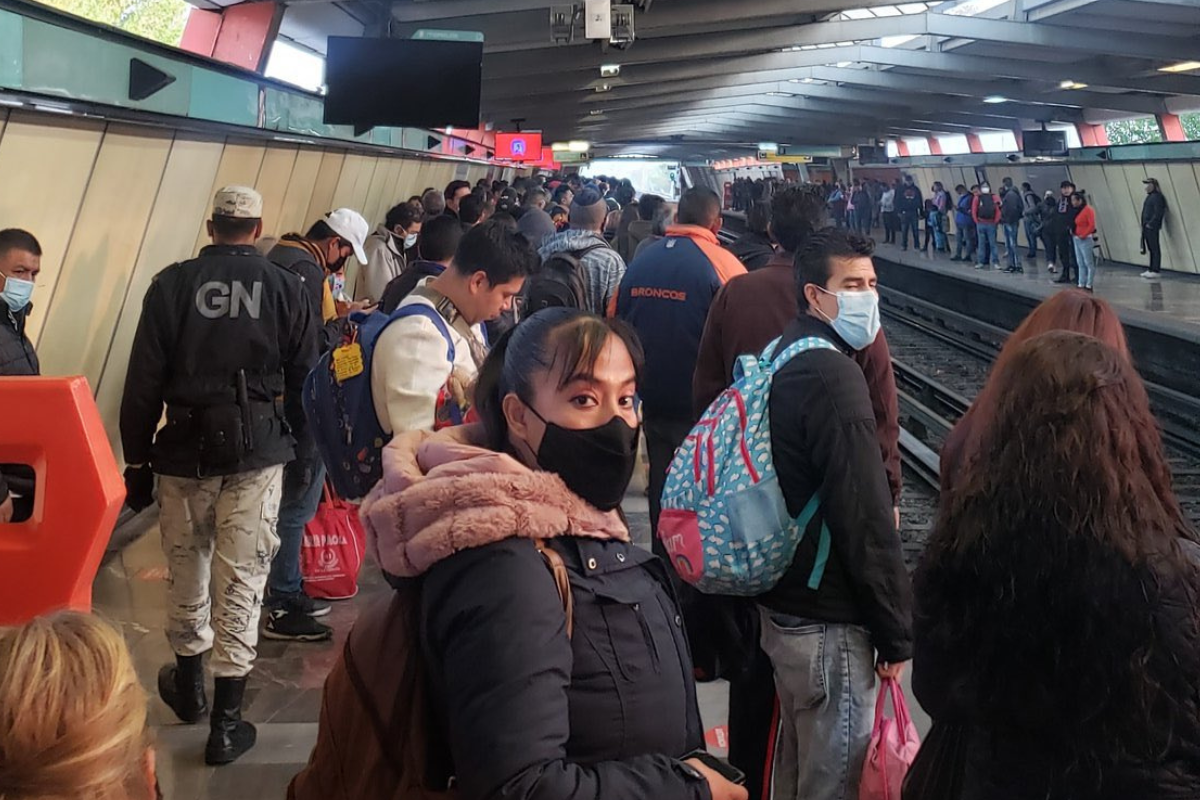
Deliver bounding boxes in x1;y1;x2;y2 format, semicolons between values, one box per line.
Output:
0;377;125;625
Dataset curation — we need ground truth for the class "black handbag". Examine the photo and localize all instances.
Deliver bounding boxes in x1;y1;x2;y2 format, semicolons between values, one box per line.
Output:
902;721;970;800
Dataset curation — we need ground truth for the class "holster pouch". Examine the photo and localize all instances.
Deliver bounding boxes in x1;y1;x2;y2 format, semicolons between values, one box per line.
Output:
196;404;245;472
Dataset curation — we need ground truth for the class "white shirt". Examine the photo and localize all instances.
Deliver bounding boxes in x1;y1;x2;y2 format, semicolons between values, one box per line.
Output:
880;189;896;213
370;288;486;435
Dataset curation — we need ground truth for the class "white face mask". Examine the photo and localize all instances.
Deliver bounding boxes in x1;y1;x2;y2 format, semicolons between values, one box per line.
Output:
814;285;881;351
404;233;419;249
0;275;34;312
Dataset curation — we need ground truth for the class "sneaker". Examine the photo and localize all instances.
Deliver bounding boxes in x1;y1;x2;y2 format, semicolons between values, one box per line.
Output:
1141;270;1159;279
265;591;332;617
974;263;986;270
1047;263;1056;273
263;608;333;642
949;256;962;262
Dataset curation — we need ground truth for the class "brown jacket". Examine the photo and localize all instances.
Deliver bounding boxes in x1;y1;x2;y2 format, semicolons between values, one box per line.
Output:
693;251;902;504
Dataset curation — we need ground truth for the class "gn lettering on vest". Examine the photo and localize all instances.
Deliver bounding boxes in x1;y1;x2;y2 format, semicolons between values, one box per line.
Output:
630;286;688;301
196;281;263;319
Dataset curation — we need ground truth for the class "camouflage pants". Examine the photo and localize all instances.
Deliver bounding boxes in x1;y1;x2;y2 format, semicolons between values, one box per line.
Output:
158;466;282;678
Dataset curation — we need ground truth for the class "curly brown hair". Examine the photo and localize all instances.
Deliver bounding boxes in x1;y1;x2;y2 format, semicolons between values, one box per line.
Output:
916;332;1200;787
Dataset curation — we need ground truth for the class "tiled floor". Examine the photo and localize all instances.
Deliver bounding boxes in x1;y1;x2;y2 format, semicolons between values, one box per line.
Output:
874;238;1200;331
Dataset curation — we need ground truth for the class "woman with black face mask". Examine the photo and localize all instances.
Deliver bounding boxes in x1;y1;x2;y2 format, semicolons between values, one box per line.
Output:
355;307;747;800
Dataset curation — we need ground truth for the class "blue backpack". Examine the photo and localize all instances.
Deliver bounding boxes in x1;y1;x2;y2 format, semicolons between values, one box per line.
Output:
658;336;839;596
303;303;456;500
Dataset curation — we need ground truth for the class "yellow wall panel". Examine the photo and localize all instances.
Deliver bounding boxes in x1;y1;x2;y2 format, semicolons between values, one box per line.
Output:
1155;163;1199;274
254;145;299;239
38;126;173;385
93;136;225;460
305;149;345;223
330;153;367;211
276;148;323;235
363;158;398;229
191;140;266;256
349;156;379;213
0;112;106;345
394;160;421;202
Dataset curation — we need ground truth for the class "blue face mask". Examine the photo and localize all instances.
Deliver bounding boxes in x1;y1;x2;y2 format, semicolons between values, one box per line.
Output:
0;275;34;312
814;285;881;351
404;233;419;249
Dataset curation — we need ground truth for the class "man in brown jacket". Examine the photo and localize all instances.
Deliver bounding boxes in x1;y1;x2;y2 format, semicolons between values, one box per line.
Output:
691;184;901;800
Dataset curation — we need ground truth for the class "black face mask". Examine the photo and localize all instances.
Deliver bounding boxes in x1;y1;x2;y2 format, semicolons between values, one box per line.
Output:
528;407;639;511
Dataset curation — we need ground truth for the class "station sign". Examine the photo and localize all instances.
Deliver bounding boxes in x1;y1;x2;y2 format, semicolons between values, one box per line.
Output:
556;150;592;164
412;29;485;43
756;145;813;163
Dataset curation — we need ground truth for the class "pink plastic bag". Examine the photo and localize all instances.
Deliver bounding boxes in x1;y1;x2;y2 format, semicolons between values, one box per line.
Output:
859;676;921;800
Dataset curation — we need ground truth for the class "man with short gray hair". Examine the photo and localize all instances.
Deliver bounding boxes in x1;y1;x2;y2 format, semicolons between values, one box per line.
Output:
120;186;317;767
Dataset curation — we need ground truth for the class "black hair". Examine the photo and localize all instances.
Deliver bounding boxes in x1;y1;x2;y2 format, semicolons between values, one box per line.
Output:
552;185;573;204
1072;192;1089;206
1061;180;1076;189
677;187;722;227
771;185;829;253
211;216;260;239
0;228;41;259
305;219;338;242
384;202;421;232
444;180;471;202
452;218;538;286
746;201;772;236
638;194;665;222
955;184;968;194
1022;182;1033;192
523;188;548;208
795;227;875;311
459;193;487;225
490;211;518;230
416;214;464;263
474;307;645;452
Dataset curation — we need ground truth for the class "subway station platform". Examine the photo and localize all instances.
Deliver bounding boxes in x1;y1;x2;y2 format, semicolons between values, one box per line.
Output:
872;238;1200;335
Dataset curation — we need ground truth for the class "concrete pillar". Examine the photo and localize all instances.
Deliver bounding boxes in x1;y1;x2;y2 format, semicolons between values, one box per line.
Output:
1076;123;1110;148
180;1;284;73
1158;113;1187;142
966;133;984;154
927;136;943;156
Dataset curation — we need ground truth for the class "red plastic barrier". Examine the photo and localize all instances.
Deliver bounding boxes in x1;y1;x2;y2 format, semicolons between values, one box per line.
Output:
0;377;125;624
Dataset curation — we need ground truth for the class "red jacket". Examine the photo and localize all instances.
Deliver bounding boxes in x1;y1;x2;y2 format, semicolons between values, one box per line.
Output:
1074;205;1096;238
692;251;903;505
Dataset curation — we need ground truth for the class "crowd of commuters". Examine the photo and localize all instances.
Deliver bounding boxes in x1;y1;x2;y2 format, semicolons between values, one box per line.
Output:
2;161;1197;800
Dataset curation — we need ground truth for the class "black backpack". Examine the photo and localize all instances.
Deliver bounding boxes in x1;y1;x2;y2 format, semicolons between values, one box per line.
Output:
977;193;997;220
523;243;607;312
1001;189;1023;223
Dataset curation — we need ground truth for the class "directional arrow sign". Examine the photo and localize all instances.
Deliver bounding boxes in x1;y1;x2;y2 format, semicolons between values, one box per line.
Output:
128;58;176;102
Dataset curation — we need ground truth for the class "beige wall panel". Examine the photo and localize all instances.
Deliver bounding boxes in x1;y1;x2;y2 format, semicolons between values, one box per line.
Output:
382;159;410;208
363;158;399;227
399;160;425;200
1156;163;1200;274
254;145;299;239
0;113;105;345
94;136;225;460
328;151;365;212
1108;164;1148;265
191;140;266;256
305;149;345;222
38;126;173;385
1073;164;1120;262
276;148;324;235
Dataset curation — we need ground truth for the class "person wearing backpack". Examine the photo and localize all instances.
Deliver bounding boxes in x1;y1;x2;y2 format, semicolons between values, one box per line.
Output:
972;184;1002;270
538;187;627;315
292;308;748;800
755;227;912;800
951;185;977;262
1021;182;1042;260
370;219;533;438
1000;182;1025;272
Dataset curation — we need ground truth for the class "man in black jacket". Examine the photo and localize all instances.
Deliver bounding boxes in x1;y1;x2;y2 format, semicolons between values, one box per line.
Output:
120;186;317;766
0;228;42;524
1051;181;1079;284
758;227;913;800
895;175;923;251
1141;177;1169;278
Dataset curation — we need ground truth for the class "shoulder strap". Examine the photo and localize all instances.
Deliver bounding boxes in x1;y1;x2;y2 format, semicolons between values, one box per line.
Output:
768;335;841;374
534;540;575;639
568;241;611;259
386;303;456;363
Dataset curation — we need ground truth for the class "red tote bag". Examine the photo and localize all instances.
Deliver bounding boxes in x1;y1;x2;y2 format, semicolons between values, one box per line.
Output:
860;676;921;800
301;482;367;601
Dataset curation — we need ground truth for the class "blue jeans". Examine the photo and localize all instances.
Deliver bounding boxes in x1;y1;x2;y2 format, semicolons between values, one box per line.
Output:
268;457;327;598
1003;222;1021;268
933;213;947;251
759;609;876;800
899;214;920;249
955;224;976;260
1073;235;1096;288
977;224;999;265
1024;219;1039;257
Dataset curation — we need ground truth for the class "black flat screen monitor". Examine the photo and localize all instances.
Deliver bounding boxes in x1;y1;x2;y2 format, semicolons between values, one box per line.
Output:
323;37;483;129
1023;129;1068;157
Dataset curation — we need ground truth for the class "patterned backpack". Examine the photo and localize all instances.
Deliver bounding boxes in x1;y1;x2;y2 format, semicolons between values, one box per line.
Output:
658;336;839;596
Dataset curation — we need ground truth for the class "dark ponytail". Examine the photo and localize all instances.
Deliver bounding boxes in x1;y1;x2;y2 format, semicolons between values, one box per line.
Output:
474;307;644;453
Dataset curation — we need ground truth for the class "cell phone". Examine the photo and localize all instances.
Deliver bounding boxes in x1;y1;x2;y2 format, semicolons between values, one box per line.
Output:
682;750;746;786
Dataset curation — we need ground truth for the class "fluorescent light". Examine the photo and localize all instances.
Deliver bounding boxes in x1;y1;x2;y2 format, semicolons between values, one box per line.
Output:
589;109;604;116
568;140;590;152
594;83;612;93
983;95;1008;104
600;64;621;77
789;77;817;84
835;61;853;68
766;91;795;97
1060;80;1088;90
758;142;779;151
551;142;570;151
1160;61;1200;73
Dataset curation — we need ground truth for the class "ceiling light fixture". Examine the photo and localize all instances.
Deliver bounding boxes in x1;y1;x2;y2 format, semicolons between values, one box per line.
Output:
766;91;795;97
594;83;612;93
1060;80;1088;90
983;95;1009;104
568;140;590;152
1159;61;1200;73
600;63;621;77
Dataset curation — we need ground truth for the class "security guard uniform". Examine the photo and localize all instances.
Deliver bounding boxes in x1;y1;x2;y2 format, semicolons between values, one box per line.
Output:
119;186;316;766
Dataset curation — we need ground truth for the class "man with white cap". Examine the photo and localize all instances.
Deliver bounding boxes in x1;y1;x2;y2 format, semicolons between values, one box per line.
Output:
120;185;317;766
265;208;369;643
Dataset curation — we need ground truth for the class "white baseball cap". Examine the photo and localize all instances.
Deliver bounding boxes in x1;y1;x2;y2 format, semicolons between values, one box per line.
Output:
325;208;369;264
212;186;263;219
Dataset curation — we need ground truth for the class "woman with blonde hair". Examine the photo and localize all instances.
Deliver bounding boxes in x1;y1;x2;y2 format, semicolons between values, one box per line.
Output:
0;612;157;800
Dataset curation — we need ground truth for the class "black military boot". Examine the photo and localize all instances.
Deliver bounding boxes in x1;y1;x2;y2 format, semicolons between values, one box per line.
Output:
205;676;257;765
157;654;207;724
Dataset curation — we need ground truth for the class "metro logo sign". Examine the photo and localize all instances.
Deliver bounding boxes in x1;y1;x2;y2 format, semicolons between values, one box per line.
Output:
495;131;543;161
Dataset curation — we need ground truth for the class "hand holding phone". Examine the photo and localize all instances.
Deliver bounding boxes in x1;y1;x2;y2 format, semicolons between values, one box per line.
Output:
683;750;747;800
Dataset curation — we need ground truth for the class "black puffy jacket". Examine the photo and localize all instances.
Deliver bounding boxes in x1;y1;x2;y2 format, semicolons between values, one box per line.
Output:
420;536;709;800
0;305;37;377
